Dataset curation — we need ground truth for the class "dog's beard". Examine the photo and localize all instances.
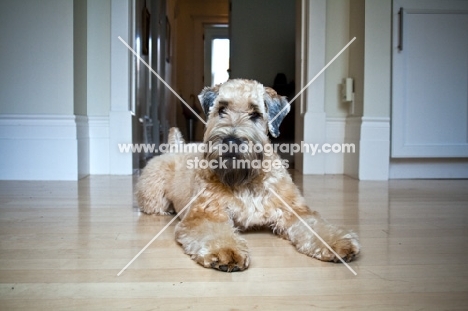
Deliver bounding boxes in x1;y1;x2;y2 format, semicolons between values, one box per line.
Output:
204;134;264;188
213;154;263;188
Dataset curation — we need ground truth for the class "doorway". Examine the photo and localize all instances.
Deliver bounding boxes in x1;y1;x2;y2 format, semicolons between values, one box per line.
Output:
204;25;230;87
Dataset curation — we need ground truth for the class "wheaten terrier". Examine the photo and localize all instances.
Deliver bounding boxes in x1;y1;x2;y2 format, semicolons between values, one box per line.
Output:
136;79;360;272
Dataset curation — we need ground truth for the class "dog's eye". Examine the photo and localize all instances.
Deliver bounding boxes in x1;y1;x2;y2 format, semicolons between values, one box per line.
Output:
219;108;226;116
249;112;261;121
218;106;226;117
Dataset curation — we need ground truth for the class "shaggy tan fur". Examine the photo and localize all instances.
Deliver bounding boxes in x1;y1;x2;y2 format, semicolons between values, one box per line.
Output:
136;79;360;272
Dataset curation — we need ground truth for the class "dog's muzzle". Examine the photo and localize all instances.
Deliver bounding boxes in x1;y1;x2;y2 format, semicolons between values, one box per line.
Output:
204;135;264;188
220;136;245;158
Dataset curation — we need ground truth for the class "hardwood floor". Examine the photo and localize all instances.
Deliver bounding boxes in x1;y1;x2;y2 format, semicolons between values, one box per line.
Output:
1;174;467;310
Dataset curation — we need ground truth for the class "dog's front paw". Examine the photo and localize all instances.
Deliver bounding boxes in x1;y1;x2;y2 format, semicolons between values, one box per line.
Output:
195;246;250;272
314;232;360;263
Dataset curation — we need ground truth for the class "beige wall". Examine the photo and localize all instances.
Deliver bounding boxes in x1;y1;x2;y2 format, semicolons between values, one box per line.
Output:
172;0;229;98
171;0;229;140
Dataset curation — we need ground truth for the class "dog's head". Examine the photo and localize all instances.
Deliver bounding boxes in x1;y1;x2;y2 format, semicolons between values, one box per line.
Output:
198;79;290;187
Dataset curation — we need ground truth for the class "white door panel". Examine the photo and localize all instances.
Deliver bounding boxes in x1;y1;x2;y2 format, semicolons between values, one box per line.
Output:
392;0;468;158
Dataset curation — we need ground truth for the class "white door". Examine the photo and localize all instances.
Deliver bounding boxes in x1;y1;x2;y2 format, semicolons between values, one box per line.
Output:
392;0;468;158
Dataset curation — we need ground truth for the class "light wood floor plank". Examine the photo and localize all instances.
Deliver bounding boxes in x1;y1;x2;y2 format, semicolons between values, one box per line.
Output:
1;175;467;310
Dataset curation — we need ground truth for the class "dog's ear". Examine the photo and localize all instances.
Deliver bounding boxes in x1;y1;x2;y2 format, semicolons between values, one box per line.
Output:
198;85;219;116
264;87;290;138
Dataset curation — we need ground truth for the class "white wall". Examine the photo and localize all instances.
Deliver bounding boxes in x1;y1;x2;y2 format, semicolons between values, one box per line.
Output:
295;0;391;179
0;0;79;180
74;0;88;116
87;0;112;175
230;0;295;86
300;0;327;174
0;0;74;115
325;0;350;118
87;0;111;117
74;0;90;178
0;0;132;180
363;0;391;119
109;0;133;175
344;0;391;180
357;0;391;180
0;0;394;180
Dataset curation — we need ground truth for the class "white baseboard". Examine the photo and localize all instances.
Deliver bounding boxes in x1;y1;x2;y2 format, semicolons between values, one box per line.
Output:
76;115;90;179
109;111;133;175
358;117;390;180
342;116;391;180
89;116;110;174
0;114;81;180
325;117;346;174
299;117;378;176
301;112;327;174
0;113;134;179
390;158;468;179
344;116;362;179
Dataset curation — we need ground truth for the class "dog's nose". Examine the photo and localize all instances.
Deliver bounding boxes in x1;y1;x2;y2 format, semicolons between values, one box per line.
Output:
222;136;243;147
220;136;244;157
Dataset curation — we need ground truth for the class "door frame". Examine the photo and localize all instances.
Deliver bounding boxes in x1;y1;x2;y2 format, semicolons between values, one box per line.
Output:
192;15;229;101
203;24;229;87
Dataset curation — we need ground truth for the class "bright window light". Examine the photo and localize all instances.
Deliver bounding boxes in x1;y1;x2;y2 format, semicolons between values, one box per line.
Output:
211;39;230;86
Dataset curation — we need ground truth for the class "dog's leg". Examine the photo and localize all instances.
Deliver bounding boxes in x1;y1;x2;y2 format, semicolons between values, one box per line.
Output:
175;197;250;272
271;186;360;263
135;157;173;215
283;210;360;263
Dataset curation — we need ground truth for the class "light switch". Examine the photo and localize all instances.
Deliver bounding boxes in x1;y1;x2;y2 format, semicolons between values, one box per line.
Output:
342;78;353;102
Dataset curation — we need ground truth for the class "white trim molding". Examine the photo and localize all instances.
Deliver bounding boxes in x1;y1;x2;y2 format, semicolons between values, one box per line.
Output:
296;0;327;175
301;112;327;174
109;0;133;175
344;116;362;179
88;116;110;175
390;158;468;179
358;117;390;180
0;114;84;180
343;116;391;180
325;117;346;174
76;115;90;179
109;111;133;175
